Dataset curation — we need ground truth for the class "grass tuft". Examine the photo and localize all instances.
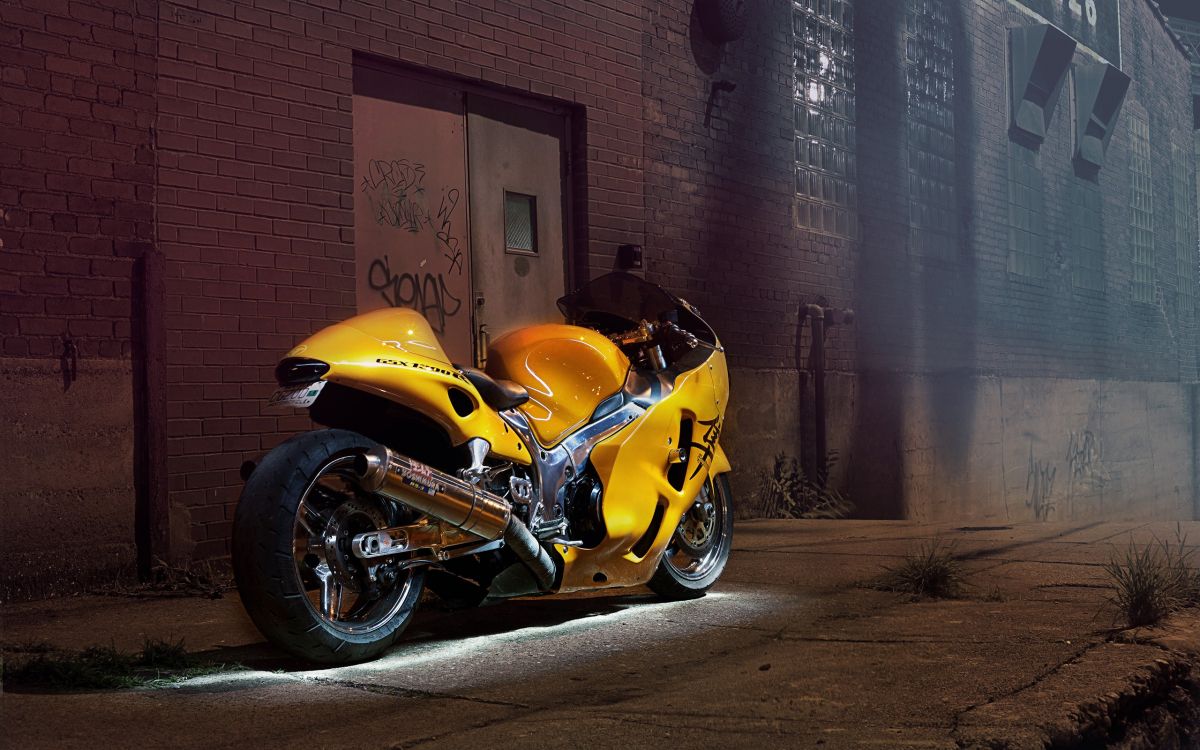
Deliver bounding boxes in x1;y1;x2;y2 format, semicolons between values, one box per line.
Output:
1104;531;1200;628
756;452;854;519
2;638;241;692
5;645;139;690
874;539;964;599
980;586;1007;603
93;558;230;599
137;637;192;670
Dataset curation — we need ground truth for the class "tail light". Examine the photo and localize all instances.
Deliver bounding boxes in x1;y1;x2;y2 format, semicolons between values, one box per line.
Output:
275;357;330;386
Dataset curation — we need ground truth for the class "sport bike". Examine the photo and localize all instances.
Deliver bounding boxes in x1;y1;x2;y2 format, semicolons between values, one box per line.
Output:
232;272;733;663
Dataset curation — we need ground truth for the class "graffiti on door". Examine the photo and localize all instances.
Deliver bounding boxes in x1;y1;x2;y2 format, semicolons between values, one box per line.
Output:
359;159;465;278
358;157;468;336
353;88;473;363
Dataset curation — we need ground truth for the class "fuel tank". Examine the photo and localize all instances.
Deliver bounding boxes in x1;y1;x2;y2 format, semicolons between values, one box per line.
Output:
486;324;630;447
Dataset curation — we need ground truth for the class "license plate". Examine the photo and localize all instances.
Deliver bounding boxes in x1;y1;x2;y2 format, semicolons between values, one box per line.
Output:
267;381;327;409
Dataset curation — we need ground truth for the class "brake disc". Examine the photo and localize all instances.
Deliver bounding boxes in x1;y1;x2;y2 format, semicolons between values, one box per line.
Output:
675;495;717;557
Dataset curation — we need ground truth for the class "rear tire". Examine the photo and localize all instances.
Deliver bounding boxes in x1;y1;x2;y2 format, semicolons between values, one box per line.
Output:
647;474;734;600
232;428;424;664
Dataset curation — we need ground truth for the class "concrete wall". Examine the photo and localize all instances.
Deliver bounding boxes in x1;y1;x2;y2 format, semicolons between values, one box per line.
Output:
728;367;1195;524
0;358;136;600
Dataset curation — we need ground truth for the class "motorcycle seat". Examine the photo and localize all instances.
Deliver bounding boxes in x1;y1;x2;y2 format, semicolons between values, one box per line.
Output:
458;366;530;411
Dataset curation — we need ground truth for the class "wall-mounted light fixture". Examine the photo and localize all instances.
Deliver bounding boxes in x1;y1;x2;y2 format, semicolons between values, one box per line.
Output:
617;244;643;270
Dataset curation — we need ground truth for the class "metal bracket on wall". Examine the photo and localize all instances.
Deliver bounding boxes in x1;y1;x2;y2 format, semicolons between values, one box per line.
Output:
704;80;738;128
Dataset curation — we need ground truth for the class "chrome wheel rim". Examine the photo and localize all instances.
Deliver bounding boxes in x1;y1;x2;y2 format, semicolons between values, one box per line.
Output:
665;480;729;581
292;455;415;635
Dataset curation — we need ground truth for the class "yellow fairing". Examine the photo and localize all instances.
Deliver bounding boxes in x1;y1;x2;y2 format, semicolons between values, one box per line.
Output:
287;307;529;464
486;325;630;447
557;349;730;592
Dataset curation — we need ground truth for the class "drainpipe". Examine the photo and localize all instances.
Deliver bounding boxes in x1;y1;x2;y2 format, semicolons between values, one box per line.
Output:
800;303;854;487
133;249;169;577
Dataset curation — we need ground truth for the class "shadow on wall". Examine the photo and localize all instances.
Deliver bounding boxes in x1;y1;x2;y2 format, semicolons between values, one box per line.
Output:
848;0;979;518
922;0;979;474
689;1;724;76
692;0;796;330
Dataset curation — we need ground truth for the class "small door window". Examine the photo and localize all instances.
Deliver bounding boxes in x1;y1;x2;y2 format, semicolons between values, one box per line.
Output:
504;191;537;255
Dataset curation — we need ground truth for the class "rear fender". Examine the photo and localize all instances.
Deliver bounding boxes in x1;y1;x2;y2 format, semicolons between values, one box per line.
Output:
287;309;529;465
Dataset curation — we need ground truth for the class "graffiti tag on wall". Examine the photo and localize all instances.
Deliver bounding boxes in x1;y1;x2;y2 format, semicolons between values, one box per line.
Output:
1026;444;1057;521
1023;428;1113;521
1066;429;1109;492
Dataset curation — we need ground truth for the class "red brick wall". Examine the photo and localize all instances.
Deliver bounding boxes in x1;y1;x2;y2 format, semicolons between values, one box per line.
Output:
0;0;158;597
1;0;157;359
155;0;646;557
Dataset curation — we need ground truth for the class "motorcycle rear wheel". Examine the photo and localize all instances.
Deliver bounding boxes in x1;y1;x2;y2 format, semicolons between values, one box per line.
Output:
647;474;734;600
232;428;425;664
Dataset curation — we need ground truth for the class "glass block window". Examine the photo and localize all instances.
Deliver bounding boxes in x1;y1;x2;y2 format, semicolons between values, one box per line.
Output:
792;0;857;239
905;0;958;260
1070;179;1104;291
1128;114;1154;303
1173;140;1195;305
504;191;537;255
1007;142;1045;278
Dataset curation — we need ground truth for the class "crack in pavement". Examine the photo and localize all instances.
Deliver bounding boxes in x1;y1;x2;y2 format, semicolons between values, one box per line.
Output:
776;635;982;645
948;639;1107;738
736;548;1113;571
1089;523;1152;543
302;675;531;709
392;709;543;749
576;711;919;737
732;522;1110;558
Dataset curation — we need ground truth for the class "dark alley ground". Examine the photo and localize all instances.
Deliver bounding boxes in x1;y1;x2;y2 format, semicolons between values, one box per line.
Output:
6;520;1200;749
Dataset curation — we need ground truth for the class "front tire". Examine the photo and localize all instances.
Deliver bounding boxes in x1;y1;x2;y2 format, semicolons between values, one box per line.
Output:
232;428;424;664
647;474;734;600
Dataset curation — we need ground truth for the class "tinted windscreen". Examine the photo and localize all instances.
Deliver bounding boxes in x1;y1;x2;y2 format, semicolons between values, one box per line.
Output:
557;272;679;331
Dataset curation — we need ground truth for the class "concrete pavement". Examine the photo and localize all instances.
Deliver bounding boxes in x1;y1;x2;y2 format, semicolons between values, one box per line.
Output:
5;519;1200;749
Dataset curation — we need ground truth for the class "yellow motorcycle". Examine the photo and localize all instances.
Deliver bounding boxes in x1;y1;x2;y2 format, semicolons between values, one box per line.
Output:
232;272;733;663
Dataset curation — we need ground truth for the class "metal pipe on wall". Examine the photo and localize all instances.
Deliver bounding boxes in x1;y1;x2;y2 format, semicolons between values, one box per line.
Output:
800;303;854;487
132;249;170;578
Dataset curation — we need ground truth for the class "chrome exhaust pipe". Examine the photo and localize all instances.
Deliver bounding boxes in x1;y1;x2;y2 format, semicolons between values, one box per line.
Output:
354;446;555;591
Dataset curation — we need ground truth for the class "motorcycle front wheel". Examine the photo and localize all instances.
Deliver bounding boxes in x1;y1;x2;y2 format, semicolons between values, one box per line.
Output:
647;474;734;600
232;428;424;664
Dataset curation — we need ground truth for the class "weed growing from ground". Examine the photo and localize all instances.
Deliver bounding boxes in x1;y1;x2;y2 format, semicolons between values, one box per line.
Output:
756;452;853;519
1104;530;1200;628
2;638;242;691
92;558;231;599
980;586;1006;603
873;539;964;599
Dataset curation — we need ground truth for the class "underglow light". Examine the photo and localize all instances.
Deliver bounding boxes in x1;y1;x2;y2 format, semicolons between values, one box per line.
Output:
170;588;784;692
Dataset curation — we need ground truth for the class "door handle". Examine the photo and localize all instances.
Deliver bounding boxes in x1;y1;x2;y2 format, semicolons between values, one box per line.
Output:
476;323;490;368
